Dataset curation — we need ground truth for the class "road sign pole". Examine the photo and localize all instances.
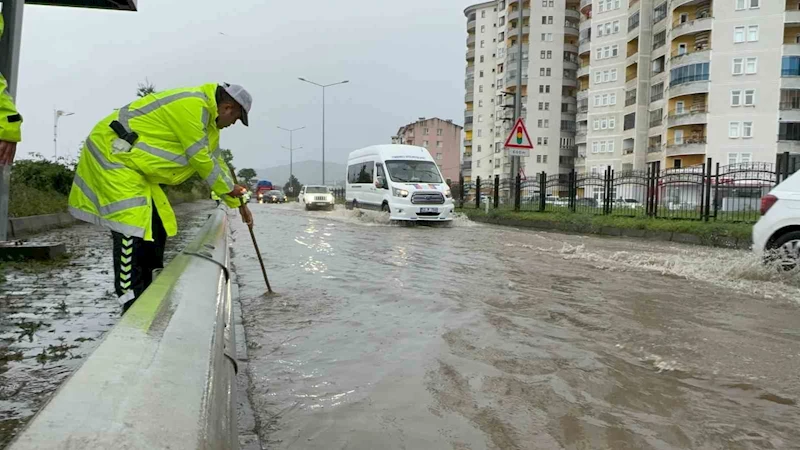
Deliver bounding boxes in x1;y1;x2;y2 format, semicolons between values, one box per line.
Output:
509;1;524;205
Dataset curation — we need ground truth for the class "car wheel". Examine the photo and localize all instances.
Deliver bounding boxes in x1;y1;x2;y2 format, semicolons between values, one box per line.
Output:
381;203;390;213
767;231;800;271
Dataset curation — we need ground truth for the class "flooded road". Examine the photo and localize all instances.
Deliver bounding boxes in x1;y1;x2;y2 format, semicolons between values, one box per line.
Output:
231;203;800;450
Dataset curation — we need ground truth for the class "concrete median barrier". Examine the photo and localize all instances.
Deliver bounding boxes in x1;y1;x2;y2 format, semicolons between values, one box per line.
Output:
7;209;240;450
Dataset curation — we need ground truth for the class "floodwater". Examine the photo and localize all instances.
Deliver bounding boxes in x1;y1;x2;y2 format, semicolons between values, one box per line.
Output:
231;203;800;450
0;202;214;449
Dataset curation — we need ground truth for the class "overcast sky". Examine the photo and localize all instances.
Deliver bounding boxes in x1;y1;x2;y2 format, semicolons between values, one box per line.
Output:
13;0;472;171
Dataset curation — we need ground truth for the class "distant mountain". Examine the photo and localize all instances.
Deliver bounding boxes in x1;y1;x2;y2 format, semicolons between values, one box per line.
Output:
256;161;347;187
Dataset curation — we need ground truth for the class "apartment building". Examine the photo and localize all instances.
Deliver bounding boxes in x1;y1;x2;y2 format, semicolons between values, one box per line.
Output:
392;117;463;183
575;0;796;182
464;0;580;184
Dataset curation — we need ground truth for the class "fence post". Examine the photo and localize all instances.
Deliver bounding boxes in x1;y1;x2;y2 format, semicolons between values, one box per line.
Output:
783;151;791;184
704;157;712;221
646;163;654;217
603;166;611;215
515;174;521;211
713;162;720;220
459;175;465;209
568;170;576;212
494;175;500;209
539;171;547;212
475;176;481;209
654;161;661;218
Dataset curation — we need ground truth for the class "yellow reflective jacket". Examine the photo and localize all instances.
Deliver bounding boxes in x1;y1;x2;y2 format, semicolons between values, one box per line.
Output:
0;16;22;143
69;83;239;240
211;191;220;201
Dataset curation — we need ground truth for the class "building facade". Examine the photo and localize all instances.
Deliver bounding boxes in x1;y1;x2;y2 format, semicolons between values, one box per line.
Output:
393;117;463;183
465;0;799;194
464;0;581;185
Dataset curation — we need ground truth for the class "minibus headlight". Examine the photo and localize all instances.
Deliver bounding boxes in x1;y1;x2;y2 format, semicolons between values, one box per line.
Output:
392;188;409;198
445;188;452;198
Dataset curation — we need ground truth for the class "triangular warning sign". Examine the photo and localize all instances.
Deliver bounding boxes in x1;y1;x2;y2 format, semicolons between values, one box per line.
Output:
503;118;534;149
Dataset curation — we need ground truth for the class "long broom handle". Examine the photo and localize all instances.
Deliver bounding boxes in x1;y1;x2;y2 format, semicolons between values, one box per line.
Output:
229;169;273;293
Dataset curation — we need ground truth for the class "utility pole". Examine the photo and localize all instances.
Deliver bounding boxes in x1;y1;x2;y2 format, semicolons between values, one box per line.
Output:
298;78;349;185
277;126;304;184
509;1;524;205
54;109;74;159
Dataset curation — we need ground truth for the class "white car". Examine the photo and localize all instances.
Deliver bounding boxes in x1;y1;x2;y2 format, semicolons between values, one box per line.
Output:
752;170;800;270
300;185;335;211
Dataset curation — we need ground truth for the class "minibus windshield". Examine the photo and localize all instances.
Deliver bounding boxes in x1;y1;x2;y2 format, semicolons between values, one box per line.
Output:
385;160;442;183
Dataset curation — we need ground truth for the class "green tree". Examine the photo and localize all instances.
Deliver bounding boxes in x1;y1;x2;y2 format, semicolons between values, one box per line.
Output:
220;149;235;173
136;78;156;98
283;175;303;196
237;168;257;188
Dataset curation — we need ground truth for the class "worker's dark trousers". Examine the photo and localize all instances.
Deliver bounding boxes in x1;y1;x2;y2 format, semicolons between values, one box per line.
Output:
112;206;167;313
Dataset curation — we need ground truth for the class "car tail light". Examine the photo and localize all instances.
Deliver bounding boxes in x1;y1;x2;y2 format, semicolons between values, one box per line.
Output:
760;194;778;216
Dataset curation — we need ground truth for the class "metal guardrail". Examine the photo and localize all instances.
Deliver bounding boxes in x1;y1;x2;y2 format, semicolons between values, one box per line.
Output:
9;210;239;450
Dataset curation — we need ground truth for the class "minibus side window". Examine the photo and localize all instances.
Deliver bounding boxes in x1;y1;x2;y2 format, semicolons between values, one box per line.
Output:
376;164;388;189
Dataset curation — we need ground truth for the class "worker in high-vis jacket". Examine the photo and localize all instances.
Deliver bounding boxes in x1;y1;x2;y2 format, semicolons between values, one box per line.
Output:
69;82;253;312
211;190;221;207
0;16;22;165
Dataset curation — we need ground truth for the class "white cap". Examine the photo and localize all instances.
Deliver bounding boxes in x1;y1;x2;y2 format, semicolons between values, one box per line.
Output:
221;82;252;126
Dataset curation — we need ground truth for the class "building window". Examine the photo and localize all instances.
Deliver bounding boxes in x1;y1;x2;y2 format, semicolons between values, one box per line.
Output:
477;160;481;167
436;152;443;160
729;122;740;138
653;31;666;50
423;140;429;147
536;155;542;163
628;11;640;31
481;25;485;33
748;25;759;42
744;89;755;106
743;121;753;138
540;50;546;59
480;40;485;48
479;85;484;93
481;10;486;18
733;58;744;75
623;113;635;130
731;89;742;106
478;115;483;122
750;0;760;7
480;55;485;63
653;2;667;23
423;127;429;135
734;26;745;43
436;141;443;149
477;145;482;152
437;128;443;136
670;63;709;87
745;57;758;74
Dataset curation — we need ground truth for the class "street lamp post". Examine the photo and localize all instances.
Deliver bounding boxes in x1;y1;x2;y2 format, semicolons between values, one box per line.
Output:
53;109;74;159
277;126;305;184
298;77;349;185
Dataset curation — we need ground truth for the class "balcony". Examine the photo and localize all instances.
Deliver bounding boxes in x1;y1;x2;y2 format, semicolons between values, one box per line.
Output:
580;0;592;15
666;137;707;156
564;22;580;37
577;111;587;122
786;10;800;25
461;162;472;170
464;121;473;131
577;89;588;101
670;0;695;10
566;8;581;20
667;105;708;127
508;8;531;20
465;76;474;89
785;44;800;57
463;139;472;147
465;66;474;77
467;19;476;32
507;25;531;37
465;92;474;102
579;39;591;55
669;48;710;66
466;49;475;61
626;52;638;67
505;70;529;85
668;80;710;98
576;131;587;144
626;76;638;90
670;16;713;40
562;77;577;88
577;65;590;78
467;35;476;46
564;43;579;54
563;58;579;71
777;141;800;154
464;110;474;119
647;145;663;154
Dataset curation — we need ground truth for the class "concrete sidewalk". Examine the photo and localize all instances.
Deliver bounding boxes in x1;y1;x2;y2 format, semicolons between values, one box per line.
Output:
0;201;216;448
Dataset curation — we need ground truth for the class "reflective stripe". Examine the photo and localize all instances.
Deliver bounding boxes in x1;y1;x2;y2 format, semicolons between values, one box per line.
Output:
118;104;131;131
211;147;222;161
201;108;209;128
134;142;188;166
128;91;207;121
205;163;223;187
69;206;145;238
73;175;148;216
185;136;209;159
86;137;124;170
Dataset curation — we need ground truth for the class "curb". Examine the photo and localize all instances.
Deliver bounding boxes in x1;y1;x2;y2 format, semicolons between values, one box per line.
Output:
467;214;752;250
8;213;76;239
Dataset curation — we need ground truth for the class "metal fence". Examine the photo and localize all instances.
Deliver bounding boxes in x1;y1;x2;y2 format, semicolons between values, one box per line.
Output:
458;152;800;223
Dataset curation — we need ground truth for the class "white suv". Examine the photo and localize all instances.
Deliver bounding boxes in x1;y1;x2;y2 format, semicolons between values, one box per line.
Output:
753;170;800;270
300;185;335;211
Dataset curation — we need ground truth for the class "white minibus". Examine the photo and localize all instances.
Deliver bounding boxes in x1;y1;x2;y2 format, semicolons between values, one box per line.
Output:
345;145;454;221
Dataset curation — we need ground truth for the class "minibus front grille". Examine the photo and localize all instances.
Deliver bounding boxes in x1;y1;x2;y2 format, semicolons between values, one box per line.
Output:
411;192;445;205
